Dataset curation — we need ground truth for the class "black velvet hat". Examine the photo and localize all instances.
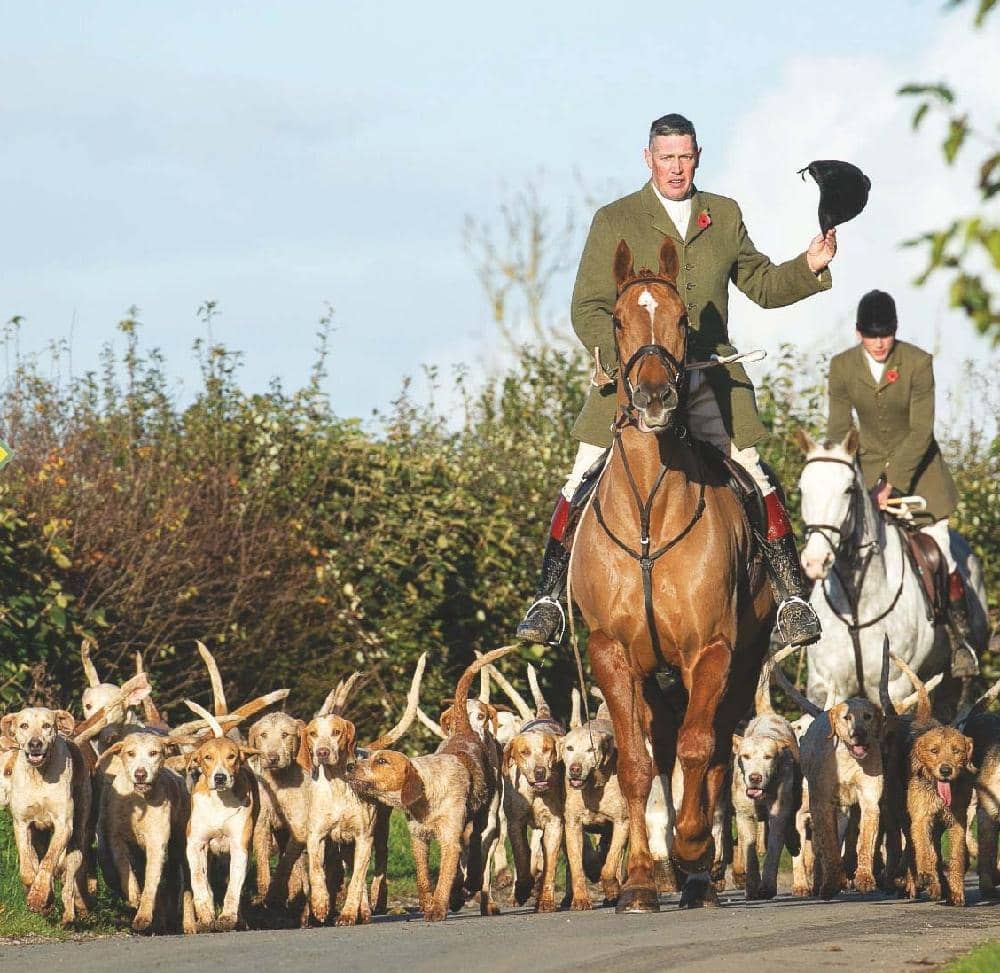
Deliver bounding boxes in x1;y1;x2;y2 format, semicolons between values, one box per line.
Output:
856;289;897;337
798;160;871;234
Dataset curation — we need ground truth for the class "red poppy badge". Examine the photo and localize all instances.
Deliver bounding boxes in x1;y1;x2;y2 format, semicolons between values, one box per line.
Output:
885;369;899;383
697;209;711;229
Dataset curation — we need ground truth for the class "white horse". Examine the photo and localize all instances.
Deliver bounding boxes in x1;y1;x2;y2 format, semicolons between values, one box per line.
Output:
795;428;988;708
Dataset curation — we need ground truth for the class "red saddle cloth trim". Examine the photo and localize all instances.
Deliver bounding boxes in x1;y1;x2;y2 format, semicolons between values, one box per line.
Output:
764;491;792;542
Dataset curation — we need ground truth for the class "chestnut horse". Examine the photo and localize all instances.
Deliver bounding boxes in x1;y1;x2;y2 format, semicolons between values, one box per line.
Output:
571;239;775;911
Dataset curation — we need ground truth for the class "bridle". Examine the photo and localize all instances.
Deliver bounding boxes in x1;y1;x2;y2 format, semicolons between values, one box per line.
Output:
612;275;689;428
800;453;905;691
590;273;704;670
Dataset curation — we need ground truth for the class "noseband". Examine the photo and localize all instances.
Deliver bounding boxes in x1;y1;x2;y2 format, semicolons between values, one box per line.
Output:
613;275;688;425
801;455;865;554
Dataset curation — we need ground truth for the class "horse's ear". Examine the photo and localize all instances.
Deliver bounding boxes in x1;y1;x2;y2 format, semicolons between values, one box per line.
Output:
793;427;817;455
613;240;634;290
842;427;859;457
658;239;679;283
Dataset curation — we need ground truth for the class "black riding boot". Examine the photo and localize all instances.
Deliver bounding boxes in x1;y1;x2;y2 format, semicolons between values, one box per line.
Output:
760;491;822;647
947;570;980;678
515;531;571;646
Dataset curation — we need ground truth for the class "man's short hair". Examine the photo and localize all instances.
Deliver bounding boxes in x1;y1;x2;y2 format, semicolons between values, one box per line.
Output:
649;113;697;147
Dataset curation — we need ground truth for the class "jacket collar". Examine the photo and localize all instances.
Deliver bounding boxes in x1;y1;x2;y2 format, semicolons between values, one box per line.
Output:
876;341;902;391
854;343;878;389
641;182;711;246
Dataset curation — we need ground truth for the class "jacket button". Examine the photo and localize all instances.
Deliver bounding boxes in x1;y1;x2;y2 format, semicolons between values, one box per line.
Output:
685;264;694;271
686;282;695;290
686;302;695;311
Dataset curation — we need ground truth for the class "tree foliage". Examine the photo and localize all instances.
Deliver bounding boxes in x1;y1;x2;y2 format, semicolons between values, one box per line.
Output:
899;0;1000;345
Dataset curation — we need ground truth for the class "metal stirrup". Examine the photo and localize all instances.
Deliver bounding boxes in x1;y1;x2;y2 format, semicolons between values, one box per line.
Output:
775;595;818;644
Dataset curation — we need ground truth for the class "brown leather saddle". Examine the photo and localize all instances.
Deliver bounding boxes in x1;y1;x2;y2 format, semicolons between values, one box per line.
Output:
899;525;949;624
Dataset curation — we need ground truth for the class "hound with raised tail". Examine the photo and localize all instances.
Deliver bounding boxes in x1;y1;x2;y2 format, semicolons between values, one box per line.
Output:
182;701;261;933
348;646;516;921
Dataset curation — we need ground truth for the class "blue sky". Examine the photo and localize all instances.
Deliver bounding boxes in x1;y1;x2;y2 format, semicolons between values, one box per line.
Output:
2;1;996;429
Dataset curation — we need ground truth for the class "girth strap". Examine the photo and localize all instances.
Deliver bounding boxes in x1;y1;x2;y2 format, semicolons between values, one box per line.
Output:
592;436;707;669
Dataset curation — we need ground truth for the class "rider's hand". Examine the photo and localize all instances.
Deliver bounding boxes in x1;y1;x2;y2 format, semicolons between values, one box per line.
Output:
806;228;837;273
873;481;893;510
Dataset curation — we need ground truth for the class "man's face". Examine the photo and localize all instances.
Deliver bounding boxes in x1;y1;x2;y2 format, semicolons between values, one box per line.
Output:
644;134;700;201
857;331;896;362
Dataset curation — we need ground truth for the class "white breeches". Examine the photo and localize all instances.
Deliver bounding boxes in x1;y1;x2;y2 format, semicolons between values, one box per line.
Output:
920;518;956;573
565;371;773;499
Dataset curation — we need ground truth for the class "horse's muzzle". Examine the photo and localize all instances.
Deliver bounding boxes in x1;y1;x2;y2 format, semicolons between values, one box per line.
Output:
633;382;678;434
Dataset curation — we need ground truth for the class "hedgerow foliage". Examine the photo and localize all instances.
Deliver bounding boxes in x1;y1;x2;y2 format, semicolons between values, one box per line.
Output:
0;318;995;720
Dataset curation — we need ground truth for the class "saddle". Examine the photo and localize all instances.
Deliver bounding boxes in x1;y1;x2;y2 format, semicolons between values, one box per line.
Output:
898;523;949;624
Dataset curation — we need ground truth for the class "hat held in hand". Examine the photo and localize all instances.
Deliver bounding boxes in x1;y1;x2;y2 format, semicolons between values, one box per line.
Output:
798;160;871;234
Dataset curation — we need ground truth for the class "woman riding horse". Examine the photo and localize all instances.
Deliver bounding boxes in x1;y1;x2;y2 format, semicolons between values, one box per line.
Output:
826;288;978;677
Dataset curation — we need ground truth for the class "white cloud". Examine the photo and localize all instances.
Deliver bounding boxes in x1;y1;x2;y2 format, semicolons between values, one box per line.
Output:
716;13;1000;434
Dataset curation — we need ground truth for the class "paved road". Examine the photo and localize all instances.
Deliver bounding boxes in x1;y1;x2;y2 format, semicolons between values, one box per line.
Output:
3;885;999;973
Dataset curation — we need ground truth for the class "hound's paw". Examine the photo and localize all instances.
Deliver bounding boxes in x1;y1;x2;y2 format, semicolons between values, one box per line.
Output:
334;912;357;927
731;870;746;891
481;898;501;917
853;871;876;894
513;879;533;906
535;895;557;913
310;898;330;925
132;912;154;933
570;895;592;911
792;884;810;898
212;914;238;933
423;904;447;922
26;881;52;913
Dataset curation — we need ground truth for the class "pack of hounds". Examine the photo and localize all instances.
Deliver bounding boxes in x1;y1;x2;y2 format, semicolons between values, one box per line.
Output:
3;637;1000;935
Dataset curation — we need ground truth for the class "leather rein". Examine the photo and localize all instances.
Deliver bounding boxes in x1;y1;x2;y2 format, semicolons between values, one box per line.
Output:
591;274;705;670
801;455;906;690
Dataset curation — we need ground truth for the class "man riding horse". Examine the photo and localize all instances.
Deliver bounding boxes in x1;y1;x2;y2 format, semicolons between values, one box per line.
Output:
516;112;837;649
826;289;979;677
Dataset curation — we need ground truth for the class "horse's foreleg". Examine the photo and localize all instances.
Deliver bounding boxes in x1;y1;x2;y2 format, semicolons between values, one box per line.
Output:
673;637;731;879
591;633;658;914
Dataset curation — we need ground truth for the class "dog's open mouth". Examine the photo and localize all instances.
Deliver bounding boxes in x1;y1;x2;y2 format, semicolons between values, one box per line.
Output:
530;780;551;791
133;781;152;795
745;787;764;800
848;743;869;759
27;752;46;766
568;777;586;790
936;780;953;807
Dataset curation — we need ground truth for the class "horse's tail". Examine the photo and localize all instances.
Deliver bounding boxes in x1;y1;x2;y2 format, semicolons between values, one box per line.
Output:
771;664;823;720
888;652;931;723
452;646;518;737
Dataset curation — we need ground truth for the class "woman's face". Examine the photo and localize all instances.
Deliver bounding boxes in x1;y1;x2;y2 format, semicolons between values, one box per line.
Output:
856;331;896;363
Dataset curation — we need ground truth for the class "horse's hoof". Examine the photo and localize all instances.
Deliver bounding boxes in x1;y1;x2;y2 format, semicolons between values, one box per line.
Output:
678;874;717;909
615;886;660;914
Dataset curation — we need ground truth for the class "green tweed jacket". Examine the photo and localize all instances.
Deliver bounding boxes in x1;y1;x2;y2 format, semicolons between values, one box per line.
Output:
826;340;958;521
570;181;832;448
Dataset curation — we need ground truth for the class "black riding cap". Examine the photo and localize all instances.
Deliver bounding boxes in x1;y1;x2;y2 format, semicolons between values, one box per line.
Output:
856;289;898;337
797;160;871;235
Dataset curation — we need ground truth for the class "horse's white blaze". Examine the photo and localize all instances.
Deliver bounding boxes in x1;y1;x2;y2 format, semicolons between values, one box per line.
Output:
637;288;658;344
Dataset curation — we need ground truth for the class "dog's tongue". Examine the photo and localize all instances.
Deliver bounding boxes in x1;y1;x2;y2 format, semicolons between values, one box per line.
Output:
937;780;953;807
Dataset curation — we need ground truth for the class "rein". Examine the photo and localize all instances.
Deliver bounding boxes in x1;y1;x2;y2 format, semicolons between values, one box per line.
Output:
801;455;906;691
591;275;705;669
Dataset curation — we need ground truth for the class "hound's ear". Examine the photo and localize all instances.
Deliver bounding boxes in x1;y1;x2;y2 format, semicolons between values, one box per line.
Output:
55;710;76;737
658;238;679;283
827;703;848;739
296;724;313;773
247;723;261;750
966;735;975;769
240;745;265;760
0;713;17;738
793;427;817;456
485;704;499;735
96;741;125;767
614;240;635;290
732;734;743;755
400;762;425;809
343;720;357;761
599;734;615;768
502;742;514;776
842;427;859;457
